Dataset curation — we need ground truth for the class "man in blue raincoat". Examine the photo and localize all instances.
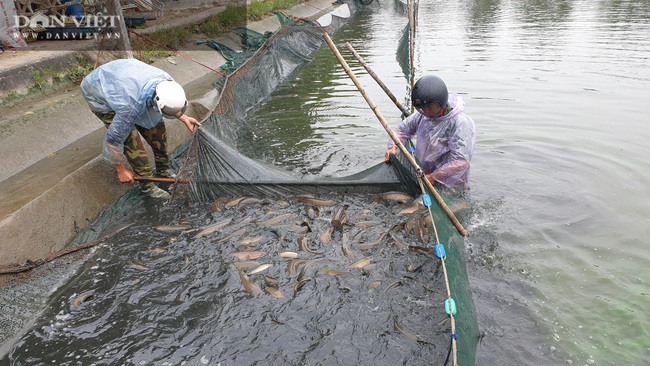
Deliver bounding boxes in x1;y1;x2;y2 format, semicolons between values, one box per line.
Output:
385;74;476;191
81;58;201;198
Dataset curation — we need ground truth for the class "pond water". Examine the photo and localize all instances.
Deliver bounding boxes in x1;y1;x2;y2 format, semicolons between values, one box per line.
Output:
3;1;650;365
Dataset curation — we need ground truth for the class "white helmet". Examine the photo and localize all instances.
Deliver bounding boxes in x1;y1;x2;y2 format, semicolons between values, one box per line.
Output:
154;80;188;117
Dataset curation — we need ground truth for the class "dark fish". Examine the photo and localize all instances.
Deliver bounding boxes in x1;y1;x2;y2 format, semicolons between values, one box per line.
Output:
341;231;356;260
319;228;333;245
287;259;308;276
211;197;231;212
320;267;351;276
408;245;437;258
194;218;232;238
298;236;320;254
354;220;383;229
404;212;419;236
271;228;288;241
275;224;310;234
230;251;266;261
128;260;148;271
279;251;299;259
175;283;193;302
382;280;402;295
349;258;371;269
266;287;285;299
216;228;247;244
297;196;337;207
257;213;292;226
237;269;263;295
331;205;348;229
249;263;273;275
393;317;435;345
293;277;312;293
389;222;409;250
357;231;388;251
72;292;94;306
155;224;192;233
413;217;429;244
381;191;413;204
304;205;319;219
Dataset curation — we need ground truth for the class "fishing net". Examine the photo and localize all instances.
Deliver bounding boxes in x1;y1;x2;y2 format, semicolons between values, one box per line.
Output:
199;27;271;74
166;12;476;364
172;128;421;204
274;10;320;27
170;15;423;205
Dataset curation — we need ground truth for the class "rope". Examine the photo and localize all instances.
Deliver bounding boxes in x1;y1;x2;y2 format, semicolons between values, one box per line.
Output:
127;30;227;76
0;224;133;275
443;333;459;366
416;172;458;366
93;25;109;69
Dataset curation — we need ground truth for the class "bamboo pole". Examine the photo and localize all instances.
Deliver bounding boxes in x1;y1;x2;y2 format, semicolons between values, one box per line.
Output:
110;0;133;59
134;176;189;184
344;43;410;117
323;33;468;237
408;0;416;93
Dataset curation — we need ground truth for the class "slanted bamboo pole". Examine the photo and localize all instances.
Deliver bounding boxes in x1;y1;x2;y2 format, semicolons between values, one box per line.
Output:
323;32;468;237
134;176;189;184
344;43;410;117
408;0;416;93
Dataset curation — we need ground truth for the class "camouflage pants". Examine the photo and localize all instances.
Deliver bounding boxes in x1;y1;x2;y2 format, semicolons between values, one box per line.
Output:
93;112;169;178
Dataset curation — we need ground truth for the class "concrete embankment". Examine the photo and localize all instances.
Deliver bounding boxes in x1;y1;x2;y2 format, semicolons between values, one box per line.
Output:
0;0;350;267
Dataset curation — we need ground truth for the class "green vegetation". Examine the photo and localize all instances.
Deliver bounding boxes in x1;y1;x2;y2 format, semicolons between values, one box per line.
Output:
67;54;94;83
67;63;94;83
0;54;94;110
31;70;48;91
135;0;307;61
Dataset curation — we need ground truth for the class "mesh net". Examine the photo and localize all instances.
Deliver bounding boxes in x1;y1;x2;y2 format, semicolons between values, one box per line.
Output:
171;14;427;203
199;27;270;74
173;128;421;203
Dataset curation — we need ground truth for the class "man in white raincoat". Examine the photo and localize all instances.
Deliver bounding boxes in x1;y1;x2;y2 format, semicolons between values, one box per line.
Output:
81;58;201;198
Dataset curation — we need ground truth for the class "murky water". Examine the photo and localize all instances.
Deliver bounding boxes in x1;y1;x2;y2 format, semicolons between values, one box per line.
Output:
5;194;467;365
239;1;650;365
2;1;650;365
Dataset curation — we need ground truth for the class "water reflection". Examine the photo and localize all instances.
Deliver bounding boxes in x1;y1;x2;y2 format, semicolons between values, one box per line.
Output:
511;0;574;24
598;0;650;24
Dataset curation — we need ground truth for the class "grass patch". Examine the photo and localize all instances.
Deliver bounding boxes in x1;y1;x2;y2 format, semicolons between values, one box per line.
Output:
133;0;307;57
0;54;95;109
